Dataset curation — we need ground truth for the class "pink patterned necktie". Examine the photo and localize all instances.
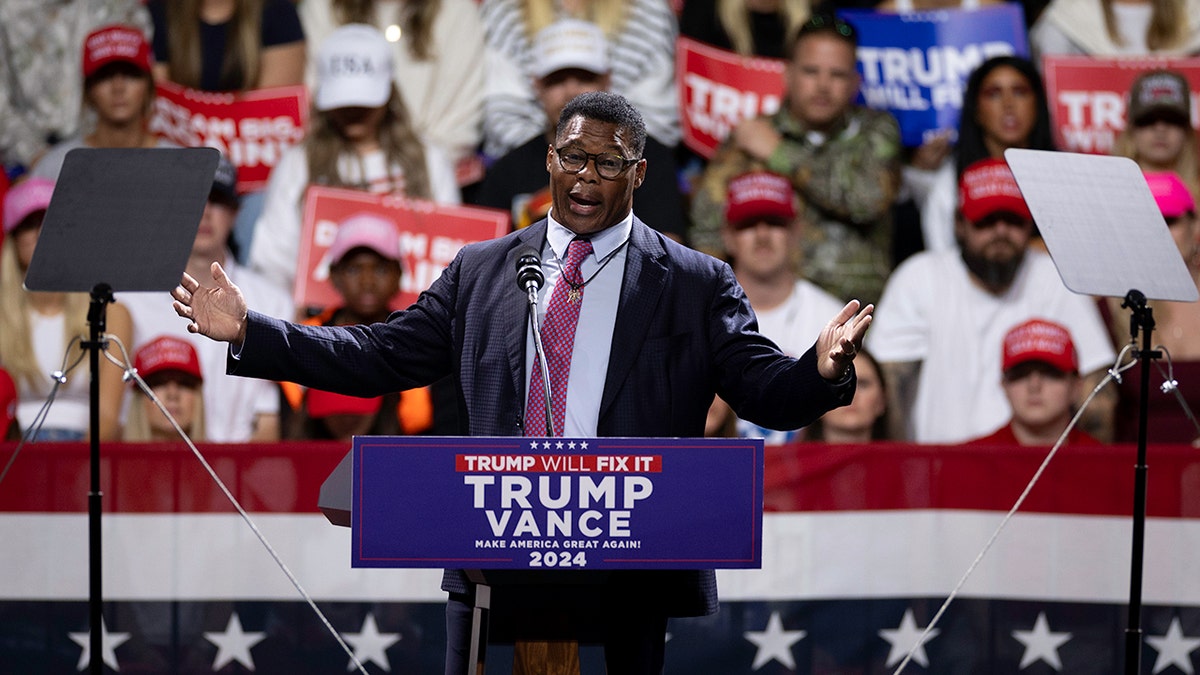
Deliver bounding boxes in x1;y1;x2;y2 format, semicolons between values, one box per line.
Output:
525;238;593;436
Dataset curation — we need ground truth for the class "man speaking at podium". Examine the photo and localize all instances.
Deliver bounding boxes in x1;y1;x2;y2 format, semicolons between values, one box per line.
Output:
173;91;872;674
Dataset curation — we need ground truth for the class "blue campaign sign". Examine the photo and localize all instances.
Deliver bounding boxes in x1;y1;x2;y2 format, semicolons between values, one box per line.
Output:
839;5;1028;146
351;436;764;570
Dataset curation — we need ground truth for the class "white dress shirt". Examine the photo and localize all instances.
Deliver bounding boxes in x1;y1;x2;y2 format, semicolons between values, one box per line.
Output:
523;211;632;437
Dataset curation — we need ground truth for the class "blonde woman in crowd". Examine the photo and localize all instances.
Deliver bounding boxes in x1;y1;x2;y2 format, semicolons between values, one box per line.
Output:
679;0;810;58
478;0;680;157
147;0;306;92
299;0;486;166
123;336;207;443
248;24;460;297
0;179;133;441
1031;0;1200;59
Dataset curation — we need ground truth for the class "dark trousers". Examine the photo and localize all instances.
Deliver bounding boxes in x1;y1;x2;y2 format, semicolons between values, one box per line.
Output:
444;584;668;675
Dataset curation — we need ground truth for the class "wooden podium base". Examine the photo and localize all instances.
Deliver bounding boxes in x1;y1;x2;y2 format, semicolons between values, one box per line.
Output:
513;641;581;675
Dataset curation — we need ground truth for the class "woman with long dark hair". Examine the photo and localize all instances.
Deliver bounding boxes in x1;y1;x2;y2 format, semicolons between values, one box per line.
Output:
905;55;1055;251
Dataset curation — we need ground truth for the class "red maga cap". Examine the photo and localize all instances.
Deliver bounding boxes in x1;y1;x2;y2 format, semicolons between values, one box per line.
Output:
1002;318;1078;373
134;336;203;384
83;24;152;79
725;171;796;227
959;158;1031;223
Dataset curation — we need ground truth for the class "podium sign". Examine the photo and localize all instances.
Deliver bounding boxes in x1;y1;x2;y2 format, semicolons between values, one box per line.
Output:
351;436;764;570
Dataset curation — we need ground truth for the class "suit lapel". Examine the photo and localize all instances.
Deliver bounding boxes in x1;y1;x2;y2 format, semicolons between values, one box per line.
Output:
599;218;667;422
503;222;548;410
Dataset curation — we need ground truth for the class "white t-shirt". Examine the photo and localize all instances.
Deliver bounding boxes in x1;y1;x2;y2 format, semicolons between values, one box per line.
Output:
866;249;1115;443
248;142;461;296
902;159;957;253
16;311;89;435
119;259;294;442
735;279;844;443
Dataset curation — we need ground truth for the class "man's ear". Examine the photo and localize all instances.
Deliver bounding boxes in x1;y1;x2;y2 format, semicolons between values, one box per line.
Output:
632;158;647;189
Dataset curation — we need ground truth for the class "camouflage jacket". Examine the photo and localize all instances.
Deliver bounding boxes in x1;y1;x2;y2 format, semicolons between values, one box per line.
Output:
690;104;901;305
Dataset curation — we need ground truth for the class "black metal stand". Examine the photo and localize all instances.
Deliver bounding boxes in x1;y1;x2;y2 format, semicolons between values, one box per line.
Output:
1122;289;1161;675
84;284;113;675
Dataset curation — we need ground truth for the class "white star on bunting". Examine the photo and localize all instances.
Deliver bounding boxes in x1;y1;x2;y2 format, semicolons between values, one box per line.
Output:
1012;612;1072;670
1146;617;1200;675
205;612;266;671
69;617;129;672
744;611;806;670
879;609;940;668
343;613;401;671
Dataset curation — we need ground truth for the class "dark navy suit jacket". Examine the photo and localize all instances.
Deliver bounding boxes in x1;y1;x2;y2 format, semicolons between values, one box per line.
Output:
232;216;853;616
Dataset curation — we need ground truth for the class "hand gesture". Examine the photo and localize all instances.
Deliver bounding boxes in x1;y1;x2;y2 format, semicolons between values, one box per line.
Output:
732;117;782;162
816;300;873;381
171;262;249;346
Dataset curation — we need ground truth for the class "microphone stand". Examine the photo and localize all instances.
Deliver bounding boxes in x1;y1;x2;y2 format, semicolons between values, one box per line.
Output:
526;284;555;437
84;283;114;675
1122;289;1160;675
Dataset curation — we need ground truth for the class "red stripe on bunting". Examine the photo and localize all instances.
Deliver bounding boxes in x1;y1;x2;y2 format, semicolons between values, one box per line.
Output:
1;441;1198;517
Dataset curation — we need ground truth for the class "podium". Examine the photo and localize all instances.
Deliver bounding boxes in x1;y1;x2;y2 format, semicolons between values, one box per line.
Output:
318;436;764;673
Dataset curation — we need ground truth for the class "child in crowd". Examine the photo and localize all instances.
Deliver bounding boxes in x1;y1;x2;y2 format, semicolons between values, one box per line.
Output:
123;336;206;442
281;213;452;440
248;24;460;299
0;178;133;441
969;319;1100;446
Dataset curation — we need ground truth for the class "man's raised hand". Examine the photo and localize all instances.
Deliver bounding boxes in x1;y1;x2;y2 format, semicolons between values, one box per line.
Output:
171;261;249;346
816;300;873;381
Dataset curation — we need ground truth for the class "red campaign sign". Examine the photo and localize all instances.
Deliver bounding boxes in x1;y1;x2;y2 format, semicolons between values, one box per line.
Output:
1043;55;1200;155
677;37;785;158
295;185;510;311
149;80;308;193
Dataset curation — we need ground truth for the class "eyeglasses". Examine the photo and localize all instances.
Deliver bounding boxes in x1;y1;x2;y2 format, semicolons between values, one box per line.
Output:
798;13;856;40
554;146;640;180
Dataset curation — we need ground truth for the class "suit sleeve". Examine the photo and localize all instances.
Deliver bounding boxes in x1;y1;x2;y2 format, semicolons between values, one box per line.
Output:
706;260;854;430
230;247;463;396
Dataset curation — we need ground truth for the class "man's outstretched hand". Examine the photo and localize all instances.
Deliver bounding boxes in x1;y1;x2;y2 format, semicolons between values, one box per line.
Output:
816;300;873;381
171;261;249;347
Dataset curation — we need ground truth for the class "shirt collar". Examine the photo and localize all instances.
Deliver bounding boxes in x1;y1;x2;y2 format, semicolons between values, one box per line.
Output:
545;210;633;262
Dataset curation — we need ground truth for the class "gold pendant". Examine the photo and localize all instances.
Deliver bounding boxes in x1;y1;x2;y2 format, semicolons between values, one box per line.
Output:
567;287;582;304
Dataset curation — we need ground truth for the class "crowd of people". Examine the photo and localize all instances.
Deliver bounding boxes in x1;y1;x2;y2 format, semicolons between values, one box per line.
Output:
1;0;1198;448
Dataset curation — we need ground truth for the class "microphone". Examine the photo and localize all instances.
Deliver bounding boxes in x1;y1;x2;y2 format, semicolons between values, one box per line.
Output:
514;245;554;436
514;245;544;293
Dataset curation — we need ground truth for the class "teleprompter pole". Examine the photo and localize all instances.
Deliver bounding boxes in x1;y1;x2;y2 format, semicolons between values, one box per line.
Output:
86;284;113;675
1122;289;1160;675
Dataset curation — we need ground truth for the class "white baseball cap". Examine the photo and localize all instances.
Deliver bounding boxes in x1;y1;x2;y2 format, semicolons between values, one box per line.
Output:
531;19;610;79
315;24;394;111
